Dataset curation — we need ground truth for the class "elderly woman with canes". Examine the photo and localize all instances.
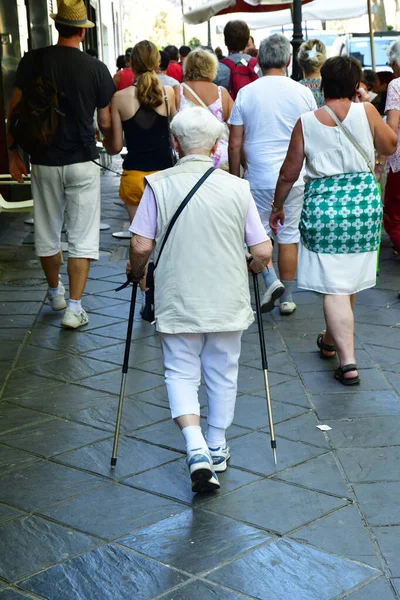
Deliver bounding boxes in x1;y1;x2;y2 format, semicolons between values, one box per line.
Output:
270;56;397;386
112;107;273;493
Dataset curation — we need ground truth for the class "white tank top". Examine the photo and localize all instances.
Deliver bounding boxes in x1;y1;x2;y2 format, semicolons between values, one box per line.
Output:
301;103;375;180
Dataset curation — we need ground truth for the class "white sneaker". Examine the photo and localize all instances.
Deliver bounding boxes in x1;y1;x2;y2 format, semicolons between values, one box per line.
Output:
61;308;89;329
280;301;297;315
261;280;285;313
48;283;67;311
208;444;230;472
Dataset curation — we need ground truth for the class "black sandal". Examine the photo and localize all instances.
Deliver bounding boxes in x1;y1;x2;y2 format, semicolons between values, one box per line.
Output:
317;332;336;359
335;364;360;386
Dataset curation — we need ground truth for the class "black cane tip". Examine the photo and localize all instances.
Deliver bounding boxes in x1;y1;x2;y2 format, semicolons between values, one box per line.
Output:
271;440;277;449
110;458;117;468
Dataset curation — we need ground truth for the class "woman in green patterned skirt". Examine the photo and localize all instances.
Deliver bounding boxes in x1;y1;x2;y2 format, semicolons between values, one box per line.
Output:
270;57;397;386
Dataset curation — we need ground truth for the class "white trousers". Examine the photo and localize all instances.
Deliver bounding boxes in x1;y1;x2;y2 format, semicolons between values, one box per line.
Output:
251;185;304;244
31;162;101;259
160;331;243;429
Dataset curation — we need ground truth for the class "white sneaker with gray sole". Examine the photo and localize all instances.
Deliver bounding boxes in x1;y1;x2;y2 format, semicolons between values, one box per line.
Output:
261;280;285;313
208;444;230;472
280;301;297;315
48;283;67;311
61;308;89;329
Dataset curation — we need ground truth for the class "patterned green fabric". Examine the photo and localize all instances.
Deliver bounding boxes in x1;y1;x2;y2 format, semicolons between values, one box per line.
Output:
300;172;382;254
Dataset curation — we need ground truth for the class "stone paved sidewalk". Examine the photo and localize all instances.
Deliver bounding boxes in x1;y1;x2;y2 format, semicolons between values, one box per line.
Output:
0;167;400;599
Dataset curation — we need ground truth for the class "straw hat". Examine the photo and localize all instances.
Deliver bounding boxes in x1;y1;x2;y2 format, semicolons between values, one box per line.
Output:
50;0;95;29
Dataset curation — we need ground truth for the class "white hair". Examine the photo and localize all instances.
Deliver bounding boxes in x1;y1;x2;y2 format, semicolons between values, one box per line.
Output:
387;39;400;68
259;34;291;71
171;106;223;154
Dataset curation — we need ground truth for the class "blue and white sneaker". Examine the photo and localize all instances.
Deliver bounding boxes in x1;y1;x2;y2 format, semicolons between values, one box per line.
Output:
187;448;220;493
208;444;231;473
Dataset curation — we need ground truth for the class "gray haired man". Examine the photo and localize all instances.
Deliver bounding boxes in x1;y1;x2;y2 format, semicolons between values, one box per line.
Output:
229;34;317;315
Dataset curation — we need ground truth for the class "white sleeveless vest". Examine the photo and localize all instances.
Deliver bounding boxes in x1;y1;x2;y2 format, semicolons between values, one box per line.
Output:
146;155;254;334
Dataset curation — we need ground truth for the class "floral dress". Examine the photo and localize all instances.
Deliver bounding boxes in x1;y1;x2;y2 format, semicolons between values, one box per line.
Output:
299;78;324;109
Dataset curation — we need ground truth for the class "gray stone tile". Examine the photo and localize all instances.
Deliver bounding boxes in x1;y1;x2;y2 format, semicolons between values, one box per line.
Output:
356;323;400;350
242;351;298;378
276;453;349;497
39;483;185;540
292;506;380;568
0;342;21;362
373;527;400;577
325;416;400;448
0;290;45;302
119;509;270;574
366;345;400;371
290;348;373;373
206;478;348;534
125;457;260;504
64;397;170;433
2;373;57;400
274;412;330;448
0;462;104;511
15;346;67;369
20;544;187;600
337;447;400;483
79;280;117;295
353;482;400;526
344;578;396;600
303;369;390;394
392;578;400;597
0;315;36;329
79;367;164;396
233;394;309;430
0;404;50;435
0;590;35;599
27;323;119;354
312;391;400;420
27;355;117;384
208;538;378;600
0;515;98;582
384;371;400;394
253;377;310;408
84;340;163;367
228;431;325;476
355;306;400;327
78;295;125;312
356;288;399;307
0;445;41;475
0;504;23;525
158;581;249;600
0;419;108;458
90;319;155;342
56;436;180;479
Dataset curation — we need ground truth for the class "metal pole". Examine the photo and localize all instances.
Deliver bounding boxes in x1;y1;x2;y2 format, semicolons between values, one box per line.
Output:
291;0;304;81
367;0;376;71
207;19;212;49
181;0;186;45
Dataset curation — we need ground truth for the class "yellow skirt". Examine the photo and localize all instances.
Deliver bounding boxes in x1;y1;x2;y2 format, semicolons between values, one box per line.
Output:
119;169;158;206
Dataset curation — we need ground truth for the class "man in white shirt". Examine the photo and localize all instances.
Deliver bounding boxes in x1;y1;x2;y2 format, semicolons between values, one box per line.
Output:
229;34;317;315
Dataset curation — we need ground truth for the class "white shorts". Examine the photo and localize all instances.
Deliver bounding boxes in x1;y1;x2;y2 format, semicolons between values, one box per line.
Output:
31;162;101;259
251;185;304;244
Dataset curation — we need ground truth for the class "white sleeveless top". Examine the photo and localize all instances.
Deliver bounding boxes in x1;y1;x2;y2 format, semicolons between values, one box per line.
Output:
301;103;375;181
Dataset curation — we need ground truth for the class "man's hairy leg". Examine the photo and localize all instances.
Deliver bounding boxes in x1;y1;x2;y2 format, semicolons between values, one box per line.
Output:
68;257;90;300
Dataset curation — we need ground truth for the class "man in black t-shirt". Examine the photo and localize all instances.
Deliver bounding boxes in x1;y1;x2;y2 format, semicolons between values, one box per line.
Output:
7;0;115;329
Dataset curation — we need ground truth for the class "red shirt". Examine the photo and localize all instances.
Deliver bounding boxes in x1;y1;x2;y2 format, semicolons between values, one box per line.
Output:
166;61;183;83
117;67;134;91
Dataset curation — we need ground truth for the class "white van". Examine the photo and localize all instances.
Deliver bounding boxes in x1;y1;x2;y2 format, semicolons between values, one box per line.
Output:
333;32;400;71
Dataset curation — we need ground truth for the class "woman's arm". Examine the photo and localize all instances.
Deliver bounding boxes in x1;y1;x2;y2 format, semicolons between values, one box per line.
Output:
173;84;180;111
269;119;305;235
103;95;124;155
166;86;177;118
365;102;397;156
113;72;121;89
221;87;234;123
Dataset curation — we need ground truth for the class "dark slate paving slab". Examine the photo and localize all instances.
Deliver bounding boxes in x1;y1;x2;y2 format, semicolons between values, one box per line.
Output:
373;527;400;577
39;483;185;540
84;340;163;367
0;290;45;302
274;412;330;448
0;315;36;329
0;404;50;434
242;351;298;378
356;288;399;308
0;515;98;582
64;397;170;433
2;373;57;401
0;445;41;475
290;348;373;373
158;580;249;600
384;371;400;395
303;369;390;395
0;462;104;512
78;367;164;396
90;319;155;342
119;509;270;574
207;538;378;600
355;306;400;327
0;342;21;362
228;431;325;477
20;544;187;600
312;391;400;420
292;506;380;568
337;447;400;483
237;366;296;395
0;590;35;599
27;323;119;354
206;478;348;534
56;436;180;479
344;577;396;599
353;482;400;526
392;579;400;597
27;355;117;384
276;453;349;497
76;295;125;312
0;419;108;458
254;377;310;408
125;457;260;504
325;416;400;448
365;345;400;371
0;504;23;525
233;394;308;430
15;346;67;369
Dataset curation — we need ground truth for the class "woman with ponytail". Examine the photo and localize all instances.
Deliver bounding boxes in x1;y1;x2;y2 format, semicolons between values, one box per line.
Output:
104;40;176;225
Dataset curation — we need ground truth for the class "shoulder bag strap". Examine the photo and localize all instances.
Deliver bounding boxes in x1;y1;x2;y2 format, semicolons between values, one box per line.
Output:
154;166;215;269
181;82;209;110
322;105;375;175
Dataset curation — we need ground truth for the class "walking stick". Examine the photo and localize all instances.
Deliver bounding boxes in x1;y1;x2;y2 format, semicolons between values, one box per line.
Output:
111;279;138;467
252;272;278;465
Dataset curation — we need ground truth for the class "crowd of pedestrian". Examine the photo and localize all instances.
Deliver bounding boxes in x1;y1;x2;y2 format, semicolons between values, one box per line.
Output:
6;0;400;493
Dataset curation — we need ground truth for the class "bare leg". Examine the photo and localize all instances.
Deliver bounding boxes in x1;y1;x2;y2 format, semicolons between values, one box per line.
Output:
323;294;358;379
278;243;298;280
68;258;90;300
40;253;62;288
175;415;200;429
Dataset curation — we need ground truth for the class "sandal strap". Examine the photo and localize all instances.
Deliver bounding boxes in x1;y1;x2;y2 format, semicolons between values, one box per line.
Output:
340;364;358;374
317;333;336;352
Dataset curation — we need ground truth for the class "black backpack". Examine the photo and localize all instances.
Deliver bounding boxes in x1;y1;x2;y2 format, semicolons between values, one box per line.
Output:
11;54;63;155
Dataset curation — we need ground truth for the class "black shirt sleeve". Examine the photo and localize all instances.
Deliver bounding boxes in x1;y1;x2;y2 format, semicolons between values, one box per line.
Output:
14;52;34;89
96;63;116;109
